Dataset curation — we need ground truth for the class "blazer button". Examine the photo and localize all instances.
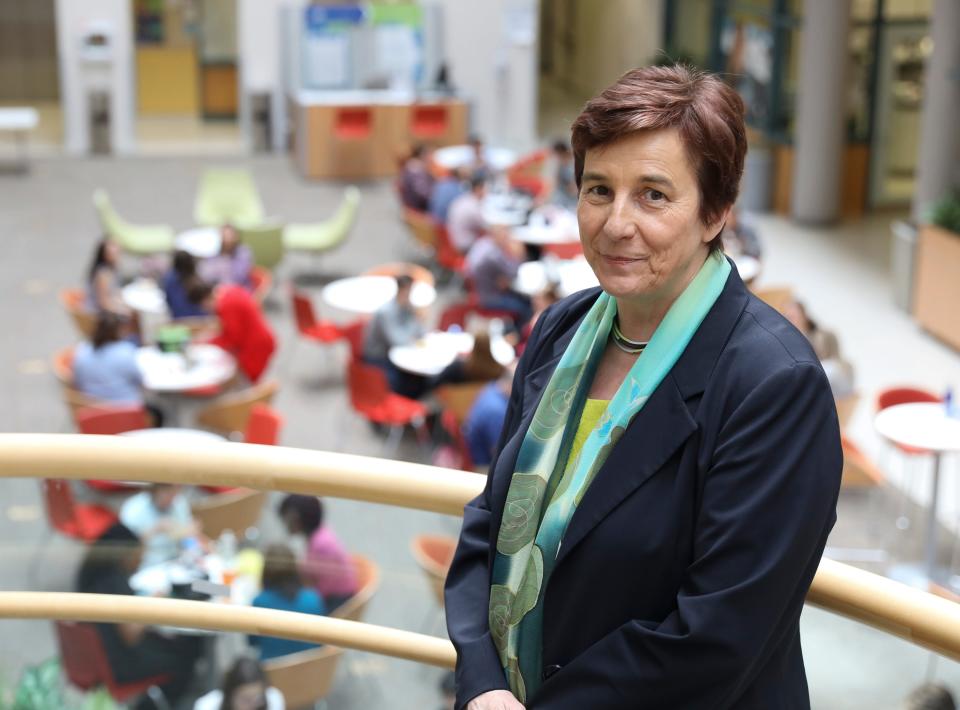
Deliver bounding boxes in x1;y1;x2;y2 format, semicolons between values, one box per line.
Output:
542;664;562;680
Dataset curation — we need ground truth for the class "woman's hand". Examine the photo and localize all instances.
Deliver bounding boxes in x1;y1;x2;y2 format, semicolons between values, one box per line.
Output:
466;690;525;709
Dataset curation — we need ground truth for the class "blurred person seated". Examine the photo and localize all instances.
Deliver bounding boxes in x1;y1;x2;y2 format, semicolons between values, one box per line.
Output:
194;656;285;710
120;483;200;569
429;331;505;391
467;134;490;180
517;284;561;356
398;144;435;212
783;299;855;398
465;226;532;325
188;280;277;384
199;224;254;289
547;140;578;209
162;251;210;320
429;166;468;224
903;683;956;710
86;237;129;316
77;523;202;709
721;206;763;260
447;174;488;254
463;365;514;470
278;495;358;611
250;544;326;661
362;274;427;399
74;311;164;425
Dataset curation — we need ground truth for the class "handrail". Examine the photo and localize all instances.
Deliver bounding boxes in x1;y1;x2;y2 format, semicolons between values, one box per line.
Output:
0;592;457;669
3;433;960;664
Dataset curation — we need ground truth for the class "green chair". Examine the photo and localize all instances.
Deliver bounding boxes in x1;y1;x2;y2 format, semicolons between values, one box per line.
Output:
283;186;360;258
239;223;285;271
193;168;265;229
92;189;175;256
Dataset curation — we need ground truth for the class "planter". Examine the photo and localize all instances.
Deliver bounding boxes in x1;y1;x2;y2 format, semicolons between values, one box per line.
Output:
913;225;960;351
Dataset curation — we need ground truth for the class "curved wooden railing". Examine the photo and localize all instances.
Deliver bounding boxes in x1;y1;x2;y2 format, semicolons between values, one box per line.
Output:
2;433;960;668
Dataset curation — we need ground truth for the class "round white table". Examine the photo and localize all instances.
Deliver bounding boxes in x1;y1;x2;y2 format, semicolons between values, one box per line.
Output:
482;193;532;227
515;257;599;298
122;279;167;315
433;145;517;172
389;331;515;377
137;343;236;393
176;227;221;259
731;254;761;283
875;402;960;588
321;275;437;315
512;208;579;245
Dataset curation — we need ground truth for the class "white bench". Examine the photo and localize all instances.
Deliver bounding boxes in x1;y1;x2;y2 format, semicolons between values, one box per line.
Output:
0;107;40;172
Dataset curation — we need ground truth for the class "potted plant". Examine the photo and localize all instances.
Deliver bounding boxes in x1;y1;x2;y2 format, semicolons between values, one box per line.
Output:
913;189;960;350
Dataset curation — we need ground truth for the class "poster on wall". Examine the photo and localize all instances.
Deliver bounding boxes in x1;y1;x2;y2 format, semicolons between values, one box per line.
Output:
302;4;365;89
369;4;424;91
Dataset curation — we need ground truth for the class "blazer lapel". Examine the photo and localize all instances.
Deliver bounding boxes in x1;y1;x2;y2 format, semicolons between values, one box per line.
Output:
554;373;696;567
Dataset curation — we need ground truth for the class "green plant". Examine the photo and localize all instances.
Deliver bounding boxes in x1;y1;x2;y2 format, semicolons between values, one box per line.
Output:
11;659;63;710
929;191;960;234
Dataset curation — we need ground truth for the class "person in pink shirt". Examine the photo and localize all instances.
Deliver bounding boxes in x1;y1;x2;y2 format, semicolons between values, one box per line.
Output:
278;495;358;610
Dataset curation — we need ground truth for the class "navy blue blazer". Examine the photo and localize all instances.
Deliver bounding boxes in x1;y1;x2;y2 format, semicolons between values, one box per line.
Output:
445;266;842;709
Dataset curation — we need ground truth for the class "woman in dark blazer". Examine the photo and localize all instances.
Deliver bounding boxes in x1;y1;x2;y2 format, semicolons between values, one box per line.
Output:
444;65;842;710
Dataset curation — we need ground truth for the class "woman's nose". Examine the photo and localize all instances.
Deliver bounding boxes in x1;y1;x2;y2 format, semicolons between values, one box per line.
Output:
603;199;638;241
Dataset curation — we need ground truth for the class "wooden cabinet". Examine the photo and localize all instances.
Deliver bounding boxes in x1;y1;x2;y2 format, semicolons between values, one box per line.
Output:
913;225;960;352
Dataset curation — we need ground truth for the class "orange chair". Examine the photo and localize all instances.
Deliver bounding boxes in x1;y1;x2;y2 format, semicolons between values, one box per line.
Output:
55;621;170;704
402;207;440;252
411;535;457;608
291;288;353;345
329;555;381;622
347;361;429;452
60;288;96;339
542;241;584;260
244;403;283;445
250;265;272;304
75;405;150;436
41;480;117;542
436;223;467;274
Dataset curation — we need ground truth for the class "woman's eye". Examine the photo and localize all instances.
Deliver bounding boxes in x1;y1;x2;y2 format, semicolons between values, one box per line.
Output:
586;185;610;197
645;189;666;201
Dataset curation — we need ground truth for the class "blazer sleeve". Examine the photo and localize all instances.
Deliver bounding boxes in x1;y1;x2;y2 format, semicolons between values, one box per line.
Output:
530;361;842;709
444;311;552;709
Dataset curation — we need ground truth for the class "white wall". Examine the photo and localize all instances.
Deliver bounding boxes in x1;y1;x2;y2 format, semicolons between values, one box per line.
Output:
55;0;135;155
424;0;539;152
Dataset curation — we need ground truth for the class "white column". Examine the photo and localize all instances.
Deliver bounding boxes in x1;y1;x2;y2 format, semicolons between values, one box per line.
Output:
791;0;851;224
912;0;960;222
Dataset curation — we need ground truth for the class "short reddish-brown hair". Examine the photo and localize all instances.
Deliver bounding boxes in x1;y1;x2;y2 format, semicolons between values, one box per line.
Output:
571;65;747;233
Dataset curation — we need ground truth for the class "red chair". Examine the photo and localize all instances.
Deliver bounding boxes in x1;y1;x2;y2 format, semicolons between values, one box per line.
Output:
435;224;466;274
75;406;150;435
41;480;118;542
291;288;347;345
441;409;474;471
55;621;170;703
542;241;584;260
245;403;284;445
347;361;429;452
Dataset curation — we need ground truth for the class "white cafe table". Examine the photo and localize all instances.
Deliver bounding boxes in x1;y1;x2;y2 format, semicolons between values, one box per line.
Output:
389;331;515;377
122;279;170;345
137;343;236;393
176;227;222;259
433;145;517;173
731;254;761;283
0;107;39;171
120;427;226;445
482;193;532;227
321;275;436;315
874;402;960;589
512;208;579;246
515;257;599;298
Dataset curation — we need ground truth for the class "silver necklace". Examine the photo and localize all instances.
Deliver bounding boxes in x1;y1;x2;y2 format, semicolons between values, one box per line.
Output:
611;317;648;355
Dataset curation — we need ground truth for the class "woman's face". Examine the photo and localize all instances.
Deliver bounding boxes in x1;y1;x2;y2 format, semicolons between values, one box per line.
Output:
231;681;266;710
577;128;726;306
104;240;121;265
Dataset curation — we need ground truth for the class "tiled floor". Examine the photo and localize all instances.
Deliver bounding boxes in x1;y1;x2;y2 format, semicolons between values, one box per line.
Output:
2;153;960;708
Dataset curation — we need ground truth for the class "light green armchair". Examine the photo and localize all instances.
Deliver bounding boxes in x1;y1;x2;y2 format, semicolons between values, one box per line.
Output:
239;223;285;271
194;168;265;229
283;186;360;256
92;189;175;255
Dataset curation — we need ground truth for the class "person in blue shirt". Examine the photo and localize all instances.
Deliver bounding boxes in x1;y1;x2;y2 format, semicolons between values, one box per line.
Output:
73;311;144;405
429;167;468;224
162;251;209;319
463;367;514;469
250;544;327;660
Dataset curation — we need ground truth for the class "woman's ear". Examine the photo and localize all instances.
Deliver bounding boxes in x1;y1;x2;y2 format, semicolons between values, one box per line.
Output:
704;206;732;244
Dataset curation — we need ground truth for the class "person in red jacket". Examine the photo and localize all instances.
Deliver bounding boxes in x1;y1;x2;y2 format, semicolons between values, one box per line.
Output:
187;280;276;383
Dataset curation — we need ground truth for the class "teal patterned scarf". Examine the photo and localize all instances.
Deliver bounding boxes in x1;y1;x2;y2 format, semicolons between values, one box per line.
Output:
489;251;731;702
